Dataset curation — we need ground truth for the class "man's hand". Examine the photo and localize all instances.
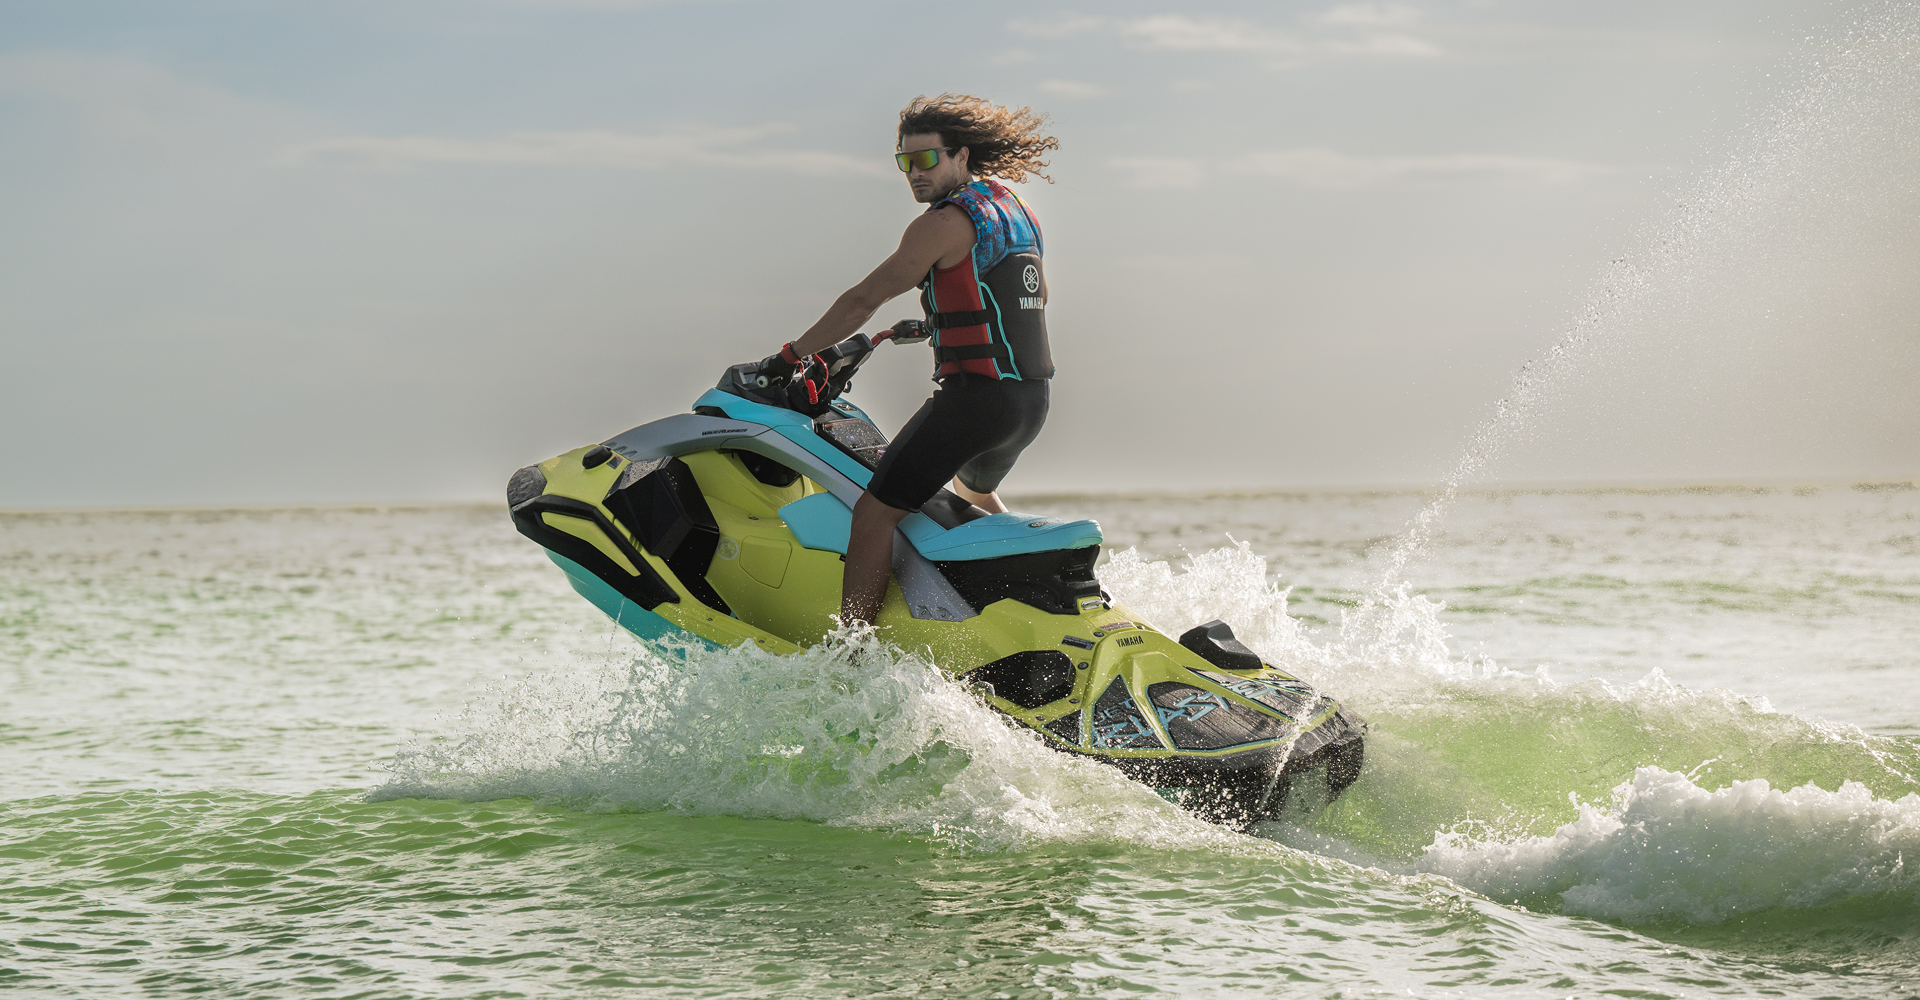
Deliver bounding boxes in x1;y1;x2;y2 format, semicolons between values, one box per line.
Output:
785;206;975;358
880;319;931;345
754;342;804;384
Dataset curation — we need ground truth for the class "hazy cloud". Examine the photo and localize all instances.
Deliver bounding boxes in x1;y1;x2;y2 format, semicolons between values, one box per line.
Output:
489;0;727;7
1109;157;1213;189
1007;8;1441;60
1114;148;1614;189
1038;78;1110;100
1312;4;1441;57
1005;14;1106;39
0;51;305;151
1008;13;1301;53
281;126;889;177
1118;15;1305;54
1314;3;1423;28
1324;34;1442;57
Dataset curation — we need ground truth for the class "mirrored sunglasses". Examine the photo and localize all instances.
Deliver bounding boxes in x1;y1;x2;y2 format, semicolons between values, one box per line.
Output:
894;147;956;173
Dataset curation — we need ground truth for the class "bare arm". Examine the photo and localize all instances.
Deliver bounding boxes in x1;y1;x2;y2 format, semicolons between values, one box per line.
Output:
788;207;975;357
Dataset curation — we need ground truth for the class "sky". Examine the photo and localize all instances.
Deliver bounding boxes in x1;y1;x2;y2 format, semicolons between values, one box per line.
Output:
2;0;1915;508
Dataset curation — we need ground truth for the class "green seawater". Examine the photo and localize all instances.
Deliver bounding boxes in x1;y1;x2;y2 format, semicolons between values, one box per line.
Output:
4;496;1919;998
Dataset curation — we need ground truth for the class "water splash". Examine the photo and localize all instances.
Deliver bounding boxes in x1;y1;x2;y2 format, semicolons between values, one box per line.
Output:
375;628;1255;855
1077;10;1920;921
1096;534;1920;928
378;535;1920;934
1351;1;1920;635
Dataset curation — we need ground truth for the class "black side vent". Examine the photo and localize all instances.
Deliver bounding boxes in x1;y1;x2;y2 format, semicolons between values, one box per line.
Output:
963;650;1076;709
727;449;800;488
935;546;1102;617
602;457;732;616
1178;619;1264;671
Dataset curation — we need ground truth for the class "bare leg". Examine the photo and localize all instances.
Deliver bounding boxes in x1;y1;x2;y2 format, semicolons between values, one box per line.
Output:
949;478;1008;514
841;491;911;625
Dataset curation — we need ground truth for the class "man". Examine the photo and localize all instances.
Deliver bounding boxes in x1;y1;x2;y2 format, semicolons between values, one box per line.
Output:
765;93;1059;625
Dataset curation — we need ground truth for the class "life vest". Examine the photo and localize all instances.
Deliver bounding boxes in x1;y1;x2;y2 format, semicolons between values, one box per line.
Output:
919;179;1055;381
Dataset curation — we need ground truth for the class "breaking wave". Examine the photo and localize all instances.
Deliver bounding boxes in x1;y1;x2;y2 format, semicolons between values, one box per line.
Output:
1423;765;1920;925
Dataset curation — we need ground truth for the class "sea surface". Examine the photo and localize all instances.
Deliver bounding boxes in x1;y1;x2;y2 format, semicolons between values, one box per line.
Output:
4;486;1919;998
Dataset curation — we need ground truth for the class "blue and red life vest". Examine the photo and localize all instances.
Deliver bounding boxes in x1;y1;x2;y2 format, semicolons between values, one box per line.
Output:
919;179;1055;381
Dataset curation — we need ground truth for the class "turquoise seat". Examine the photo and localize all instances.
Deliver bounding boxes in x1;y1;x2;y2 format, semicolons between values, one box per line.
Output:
779;494;1102;562
903;512;1104;561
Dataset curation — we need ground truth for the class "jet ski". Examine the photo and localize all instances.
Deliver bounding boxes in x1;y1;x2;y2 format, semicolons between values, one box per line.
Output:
505;328;1365;827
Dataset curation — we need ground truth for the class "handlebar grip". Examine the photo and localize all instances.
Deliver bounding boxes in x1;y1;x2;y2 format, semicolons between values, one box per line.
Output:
885;319;931;345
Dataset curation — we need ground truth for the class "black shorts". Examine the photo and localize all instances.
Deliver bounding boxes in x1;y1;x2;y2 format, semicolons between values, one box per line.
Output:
867;375;1050;512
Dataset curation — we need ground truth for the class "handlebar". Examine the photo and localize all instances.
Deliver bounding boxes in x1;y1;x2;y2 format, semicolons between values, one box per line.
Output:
716;319;926;415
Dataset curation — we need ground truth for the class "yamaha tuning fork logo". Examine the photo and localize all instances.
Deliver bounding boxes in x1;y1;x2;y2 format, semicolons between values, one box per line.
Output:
1019;264;1042;309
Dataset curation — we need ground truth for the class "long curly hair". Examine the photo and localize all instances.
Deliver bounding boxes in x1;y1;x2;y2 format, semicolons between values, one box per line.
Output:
898;94;1058;184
